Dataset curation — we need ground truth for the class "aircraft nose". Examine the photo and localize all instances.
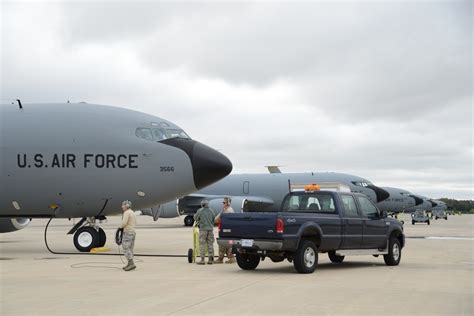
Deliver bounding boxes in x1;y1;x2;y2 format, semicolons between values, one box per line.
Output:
410;195;424;206
191;141;233;189
367;185;390;203
160;138;232;190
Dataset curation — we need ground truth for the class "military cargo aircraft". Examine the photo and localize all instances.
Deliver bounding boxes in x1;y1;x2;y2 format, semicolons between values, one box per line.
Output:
378;187;423;214
142;169;391;226
0;102;232;251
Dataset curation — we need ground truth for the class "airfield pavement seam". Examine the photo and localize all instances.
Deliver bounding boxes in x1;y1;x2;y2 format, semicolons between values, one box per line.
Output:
167;277;271;315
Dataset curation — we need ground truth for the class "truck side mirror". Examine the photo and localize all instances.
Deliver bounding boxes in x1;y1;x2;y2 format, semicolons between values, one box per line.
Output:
381;210;388;219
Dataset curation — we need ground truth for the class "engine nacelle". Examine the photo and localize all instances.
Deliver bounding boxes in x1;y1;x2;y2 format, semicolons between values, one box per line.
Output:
208;197;249;216
0;218;31;233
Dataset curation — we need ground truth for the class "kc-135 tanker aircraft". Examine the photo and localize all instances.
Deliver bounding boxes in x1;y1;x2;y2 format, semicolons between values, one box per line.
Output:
0;102;232;251
143;169;445;226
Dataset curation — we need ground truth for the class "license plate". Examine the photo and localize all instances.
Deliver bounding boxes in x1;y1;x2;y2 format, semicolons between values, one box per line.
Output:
241;239;254;247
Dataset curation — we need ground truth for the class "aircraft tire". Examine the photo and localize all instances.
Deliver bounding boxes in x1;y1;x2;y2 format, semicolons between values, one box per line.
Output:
184;216;194;227
74;227;99;252
97;228;106;247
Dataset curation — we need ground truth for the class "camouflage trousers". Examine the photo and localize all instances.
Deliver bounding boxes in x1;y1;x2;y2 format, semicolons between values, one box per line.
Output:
199;230;214;259
122;231;136;260
218;245;234;260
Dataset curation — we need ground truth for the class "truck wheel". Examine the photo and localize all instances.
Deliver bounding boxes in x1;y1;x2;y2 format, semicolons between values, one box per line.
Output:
184;216;194;227
383;237;401;266
328;251;344;263
293;240;318;273
236;253;260;270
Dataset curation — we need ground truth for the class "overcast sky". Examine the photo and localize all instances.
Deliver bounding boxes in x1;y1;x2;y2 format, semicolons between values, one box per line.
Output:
1;1;472;199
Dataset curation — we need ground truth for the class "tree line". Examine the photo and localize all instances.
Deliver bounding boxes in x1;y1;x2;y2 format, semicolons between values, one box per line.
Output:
438;198;474;213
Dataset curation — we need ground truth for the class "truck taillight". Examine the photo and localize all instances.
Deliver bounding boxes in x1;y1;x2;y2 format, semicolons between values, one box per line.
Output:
276;218;284;234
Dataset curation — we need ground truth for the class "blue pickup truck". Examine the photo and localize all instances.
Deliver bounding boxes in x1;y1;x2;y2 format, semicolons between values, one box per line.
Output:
217;188;405;273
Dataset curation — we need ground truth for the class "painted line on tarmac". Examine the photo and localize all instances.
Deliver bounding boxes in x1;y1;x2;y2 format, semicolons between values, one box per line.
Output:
407;236;474;241
425;236;474;241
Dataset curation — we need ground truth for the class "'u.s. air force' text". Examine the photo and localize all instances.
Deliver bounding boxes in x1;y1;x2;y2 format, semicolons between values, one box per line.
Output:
17;154;139;169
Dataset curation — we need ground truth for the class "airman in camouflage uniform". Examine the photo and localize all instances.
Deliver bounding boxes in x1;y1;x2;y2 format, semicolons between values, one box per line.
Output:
194;200;216;265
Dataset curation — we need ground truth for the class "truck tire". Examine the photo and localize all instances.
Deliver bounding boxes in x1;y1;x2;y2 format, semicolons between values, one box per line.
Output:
328;251;344;263
236;253;260;270
383;237;401;266
293;240;318;273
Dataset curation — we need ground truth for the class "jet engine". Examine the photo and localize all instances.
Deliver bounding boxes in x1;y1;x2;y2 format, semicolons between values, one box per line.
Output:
0;218;31;233
208;197;250;215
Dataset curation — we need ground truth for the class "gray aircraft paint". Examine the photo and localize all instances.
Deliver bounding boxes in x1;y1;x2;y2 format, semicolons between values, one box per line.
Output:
404;194;435;213
152;172;390;220
378;187;418;213
0;103;232;226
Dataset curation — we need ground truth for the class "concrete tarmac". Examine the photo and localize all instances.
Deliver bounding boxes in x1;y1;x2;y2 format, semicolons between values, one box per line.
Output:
1;214;473;315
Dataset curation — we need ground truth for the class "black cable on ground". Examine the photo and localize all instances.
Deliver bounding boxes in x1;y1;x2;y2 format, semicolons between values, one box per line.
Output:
44;217;187;258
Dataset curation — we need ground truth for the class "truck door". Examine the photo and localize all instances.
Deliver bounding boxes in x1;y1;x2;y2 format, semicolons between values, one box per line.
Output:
356;196;388;249
340;194;363;249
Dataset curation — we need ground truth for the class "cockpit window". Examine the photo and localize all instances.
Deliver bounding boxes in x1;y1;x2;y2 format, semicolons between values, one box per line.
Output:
352;181;372;187
152;128;167;141
164;129;190;139
136;128;153;141
136;127;190;141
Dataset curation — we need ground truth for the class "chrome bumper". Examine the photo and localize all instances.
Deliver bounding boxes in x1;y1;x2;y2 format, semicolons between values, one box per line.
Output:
217;238;283;251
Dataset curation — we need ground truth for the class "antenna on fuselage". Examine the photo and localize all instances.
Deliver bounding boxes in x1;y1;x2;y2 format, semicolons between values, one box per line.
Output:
16;99;23;109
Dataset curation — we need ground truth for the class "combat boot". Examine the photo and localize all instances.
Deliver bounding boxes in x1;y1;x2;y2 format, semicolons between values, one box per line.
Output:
197;257;205;265
207;257;214;265
124;259;136;271
214;258;224;264
225;257;236;264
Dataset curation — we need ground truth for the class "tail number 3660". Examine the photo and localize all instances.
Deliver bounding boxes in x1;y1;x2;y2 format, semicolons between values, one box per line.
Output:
160;166;175;172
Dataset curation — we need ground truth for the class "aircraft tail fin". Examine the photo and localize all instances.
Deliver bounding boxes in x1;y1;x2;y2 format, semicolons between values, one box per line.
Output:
265;166;282;174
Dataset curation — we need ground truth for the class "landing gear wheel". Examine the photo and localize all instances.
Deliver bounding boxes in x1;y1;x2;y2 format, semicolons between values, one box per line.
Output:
236;253;260;270
97;228;106;247
73;227;99;252
383;237;401;266
184;215;194;227
328;251;345;263
188;248;194;263
293;240;318;273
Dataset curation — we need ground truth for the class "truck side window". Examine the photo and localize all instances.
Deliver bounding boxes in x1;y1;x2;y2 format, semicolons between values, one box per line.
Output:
136;128;153;141
357;196;379;219
341;195;359;217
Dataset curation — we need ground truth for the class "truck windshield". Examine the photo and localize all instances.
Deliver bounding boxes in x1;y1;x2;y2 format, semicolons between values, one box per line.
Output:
282;193;336;213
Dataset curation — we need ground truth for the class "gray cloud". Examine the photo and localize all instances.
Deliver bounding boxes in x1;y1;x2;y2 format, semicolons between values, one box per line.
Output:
1;1;472;199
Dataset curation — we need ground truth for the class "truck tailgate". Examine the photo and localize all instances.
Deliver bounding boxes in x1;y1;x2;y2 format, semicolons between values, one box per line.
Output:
219;212;280;240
